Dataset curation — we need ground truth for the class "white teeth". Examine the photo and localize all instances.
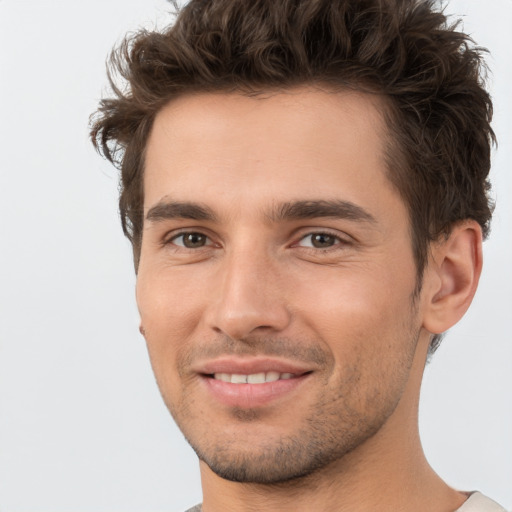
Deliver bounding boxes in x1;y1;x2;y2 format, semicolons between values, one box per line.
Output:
212;371;296;384
247;372;266;384
265;371;280;382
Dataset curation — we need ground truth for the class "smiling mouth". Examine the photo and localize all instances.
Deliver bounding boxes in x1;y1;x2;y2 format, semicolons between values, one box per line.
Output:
201;369;312;408
210;371;305;384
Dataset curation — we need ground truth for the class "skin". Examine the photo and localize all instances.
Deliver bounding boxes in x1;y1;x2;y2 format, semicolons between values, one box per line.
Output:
136;88;482;511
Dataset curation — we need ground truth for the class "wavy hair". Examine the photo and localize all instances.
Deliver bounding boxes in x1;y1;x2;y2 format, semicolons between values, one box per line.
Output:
90;0;495;353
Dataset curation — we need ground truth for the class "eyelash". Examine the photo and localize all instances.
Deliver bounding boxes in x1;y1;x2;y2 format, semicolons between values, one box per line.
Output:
163;230;350;252
293;231;350;251
165;231;215;249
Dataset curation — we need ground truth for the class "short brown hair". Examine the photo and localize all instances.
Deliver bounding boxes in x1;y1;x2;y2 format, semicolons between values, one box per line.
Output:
90;0;495;351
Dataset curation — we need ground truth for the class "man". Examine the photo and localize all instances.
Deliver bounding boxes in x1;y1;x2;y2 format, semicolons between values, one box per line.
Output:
90;0;506;510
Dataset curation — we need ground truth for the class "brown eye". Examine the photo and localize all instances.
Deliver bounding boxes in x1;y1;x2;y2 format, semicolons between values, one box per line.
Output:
173;232;209;248
300;233;339;248
312;233;337;248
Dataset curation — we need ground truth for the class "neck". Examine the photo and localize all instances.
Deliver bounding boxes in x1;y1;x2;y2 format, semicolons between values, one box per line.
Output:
199;337;466;512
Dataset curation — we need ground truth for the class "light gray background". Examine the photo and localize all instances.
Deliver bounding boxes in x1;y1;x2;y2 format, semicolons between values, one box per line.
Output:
0;1;510;511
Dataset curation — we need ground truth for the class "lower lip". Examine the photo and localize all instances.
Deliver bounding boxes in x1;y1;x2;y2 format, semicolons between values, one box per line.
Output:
202;374;310;408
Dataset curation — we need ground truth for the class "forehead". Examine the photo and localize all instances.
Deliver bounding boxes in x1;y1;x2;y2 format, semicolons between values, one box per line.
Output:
144;87;399;219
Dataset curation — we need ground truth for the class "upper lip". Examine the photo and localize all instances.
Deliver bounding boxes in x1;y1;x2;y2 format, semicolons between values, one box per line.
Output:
193;357;314;376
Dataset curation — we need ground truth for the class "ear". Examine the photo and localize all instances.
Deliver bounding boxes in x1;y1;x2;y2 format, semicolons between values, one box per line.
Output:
421;221;483;335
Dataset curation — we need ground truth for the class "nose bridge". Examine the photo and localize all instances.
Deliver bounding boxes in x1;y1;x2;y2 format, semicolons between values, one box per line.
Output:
208;238;290;339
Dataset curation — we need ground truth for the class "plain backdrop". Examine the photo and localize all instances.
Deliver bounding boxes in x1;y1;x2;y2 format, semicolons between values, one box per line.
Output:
0;1;510;511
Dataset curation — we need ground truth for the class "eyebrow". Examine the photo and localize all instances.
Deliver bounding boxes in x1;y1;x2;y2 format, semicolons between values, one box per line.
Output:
268;199;377;224
145;198;376;225
146;200;217;222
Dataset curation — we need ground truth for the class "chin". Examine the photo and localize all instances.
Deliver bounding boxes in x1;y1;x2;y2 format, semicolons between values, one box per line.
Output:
183;419;382;485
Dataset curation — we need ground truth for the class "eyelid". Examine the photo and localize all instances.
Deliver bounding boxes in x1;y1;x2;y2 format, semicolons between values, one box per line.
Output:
292;229;353;247
164;229;217;248
160;227;352;250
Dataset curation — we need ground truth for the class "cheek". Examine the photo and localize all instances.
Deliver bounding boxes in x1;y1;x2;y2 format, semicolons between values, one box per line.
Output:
301;274;419;415
290;263;418;359
296;267;412;322
137;268;202;336
136;271;203;392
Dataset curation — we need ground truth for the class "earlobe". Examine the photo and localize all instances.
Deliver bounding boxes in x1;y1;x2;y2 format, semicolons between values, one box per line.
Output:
422;221;483;335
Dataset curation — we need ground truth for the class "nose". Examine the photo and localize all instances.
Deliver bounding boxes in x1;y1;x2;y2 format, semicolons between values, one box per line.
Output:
205;245;292;340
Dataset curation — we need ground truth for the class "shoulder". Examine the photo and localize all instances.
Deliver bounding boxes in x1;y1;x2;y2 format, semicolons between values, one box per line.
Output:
182;505;202;512
456;492;508;512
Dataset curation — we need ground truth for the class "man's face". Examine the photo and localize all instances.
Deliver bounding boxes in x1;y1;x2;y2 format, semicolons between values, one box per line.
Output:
137;88;429;483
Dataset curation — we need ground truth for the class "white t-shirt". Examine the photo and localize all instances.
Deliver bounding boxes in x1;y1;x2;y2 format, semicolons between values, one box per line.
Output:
456;492;508;512
184;492;508;511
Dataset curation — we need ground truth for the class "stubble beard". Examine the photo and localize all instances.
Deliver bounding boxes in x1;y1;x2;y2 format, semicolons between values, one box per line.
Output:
185;400;390;485
160;327;421;486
